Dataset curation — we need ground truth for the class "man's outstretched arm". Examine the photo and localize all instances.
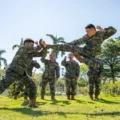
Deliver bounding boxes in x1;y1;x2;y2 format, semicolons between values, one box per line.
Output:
97;26;117;41
32;48;48;57
32;60;41;69
22;40;47;54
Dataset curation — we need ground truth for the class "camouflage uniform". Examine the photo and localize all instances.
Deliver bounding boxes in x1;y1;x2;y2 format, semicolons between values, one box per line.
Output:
14;61;40;97
87;62;103;96
48;26;117;65
61;57;79;96
0;46;47;99
40;57;60;97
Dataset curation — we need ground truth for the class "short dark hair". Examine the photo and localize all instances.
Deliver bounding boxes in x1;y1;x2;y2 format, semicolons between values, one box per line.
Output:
24;38;34;44
85;24;95;29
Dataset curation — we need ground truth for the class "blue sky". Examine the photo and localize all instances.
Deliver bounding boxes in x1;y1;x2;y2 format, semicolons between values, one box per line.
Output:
0;0;120;70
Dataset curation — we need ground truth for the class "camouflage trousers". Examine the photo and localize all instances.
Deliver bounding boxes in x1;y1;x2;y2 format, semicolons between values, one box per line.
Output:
14;81;28;96
49;44;101;65
41;78;56;96
0;69;37;99
88;72;101;96
65;78;77;95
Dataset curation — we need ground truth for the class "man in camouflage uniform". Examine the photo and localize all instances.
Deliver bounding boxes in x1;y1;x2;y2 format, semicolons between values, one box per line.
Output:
61;53;79;100
73;52;103;100
0;39;47;107
41;24;116;100
14;60;40;100
40;53;60;100
45;24;116;66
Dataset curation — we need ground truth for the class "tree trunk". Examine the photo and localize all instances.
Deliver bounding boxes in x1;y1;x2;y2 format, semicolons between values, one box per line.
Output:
110;64;115;84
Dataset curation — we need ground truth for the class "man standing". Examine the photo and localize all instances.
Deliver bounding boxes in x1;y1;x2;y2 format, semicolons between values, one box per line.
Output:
14;60;40;100
73;53;103;100
0;39;46;107
61;53;79;100
40;53;60;100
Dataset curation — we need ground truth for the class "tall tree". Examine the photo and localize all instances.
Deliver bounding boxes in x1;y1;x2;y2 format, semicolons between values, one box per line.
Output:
0;50;7;68
46;34;66;58
12;38;24;50
100;37;120;83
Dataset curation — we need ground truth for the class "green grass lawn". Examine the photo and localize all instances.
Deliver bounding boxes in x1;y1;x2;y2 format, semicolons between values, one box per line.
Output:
0;94;120;120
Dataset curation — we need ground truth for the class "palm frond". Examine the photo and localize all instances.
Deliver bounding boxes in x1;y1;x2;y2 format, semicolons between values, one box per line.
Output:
0;57;7;66
20;38;24;46
0;50;6;55
57;37;65;41
12;45;20;50
57;41;66;44
46;34;57;44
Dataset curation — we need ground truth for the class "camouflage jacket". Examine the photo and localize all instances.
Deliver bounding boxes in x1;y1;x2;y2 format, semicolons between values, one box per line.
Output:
27;61;40;76
87;62;104;76
69;26;117;57
61;57;80;79
41;57;60;79
8;46;47;76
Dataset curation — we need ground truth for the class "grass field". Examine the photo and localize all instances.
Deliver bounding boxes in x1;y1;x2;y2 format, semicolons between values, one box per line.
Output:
0;94;120;120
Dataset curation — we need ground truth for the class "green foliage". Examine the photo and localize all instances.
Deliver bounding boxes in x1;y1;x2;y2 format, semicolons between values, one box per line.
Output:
102;81;120;96
0;50;7;67
12;38;24;50
46;34;66;58
79;64;88;83
1;95;120;120
78;86;88;95
101;37;120;83
0;69;5;79
56;78;65;87
77;78;88;87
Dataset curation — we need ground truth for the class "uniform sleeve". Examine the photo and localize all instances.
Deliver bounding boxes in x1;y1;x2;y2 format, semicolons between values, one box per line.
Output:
61;57;67;66
68;35;88;45
32;48;48;57
21;46;42;54
76;62;80;77
56;63;60;78
33;62;40;69
41;57;49;64
102;26;117;40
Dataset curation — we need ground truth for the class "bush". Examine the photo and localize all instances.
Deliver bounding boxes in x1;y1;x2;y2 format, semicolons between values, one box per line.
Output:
78;86;88;95
101;81;120;96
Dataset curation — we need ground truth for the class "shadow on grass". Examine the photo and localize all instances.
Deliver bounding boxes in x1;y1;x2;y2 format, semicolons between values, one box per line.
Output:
50;100;71;105
75;100;86;104
95;98;120;104
0;107;79;117
21;100;47;106
83;111;120;116
1;107;120;117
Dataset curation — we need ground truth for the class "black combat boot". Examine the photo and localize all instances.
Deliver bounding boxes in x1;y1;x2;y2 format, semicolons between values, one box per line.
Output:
95;95;99;100
89;94;93;100
51;95;56;101
71;95;76;100
67;95;70;100
28;98;39;108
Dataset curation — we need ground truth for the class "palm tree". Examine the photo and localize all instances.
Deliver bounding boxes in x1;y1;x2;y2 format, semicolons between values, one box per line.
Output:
12;38;24;50
46;34;66;58
0;50;7;68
